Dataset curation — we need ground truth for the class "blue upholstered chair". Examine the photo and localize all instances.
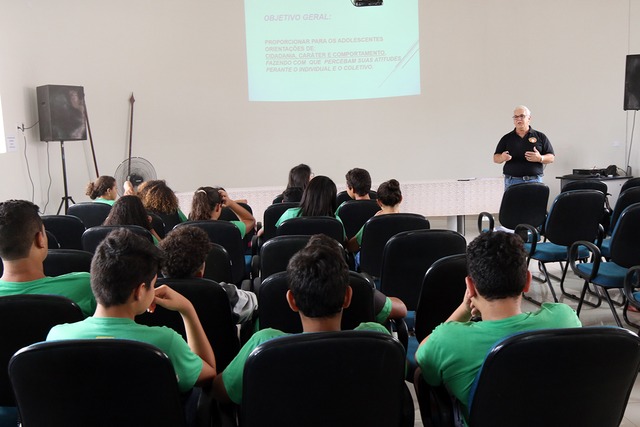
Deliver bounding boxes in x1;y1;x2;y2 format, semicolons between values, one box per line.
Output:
570;202;640;326
600;187;640;258
515;189;605;305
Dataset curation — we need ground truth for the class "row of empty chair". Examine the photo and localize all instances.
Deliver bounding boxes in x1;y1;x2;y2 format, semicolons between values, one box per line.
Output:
478;179;640;328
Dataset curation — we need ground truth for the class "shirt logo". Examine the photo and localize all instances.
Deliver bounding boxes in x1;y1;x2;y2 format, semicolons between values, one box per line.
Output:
529;137;537;144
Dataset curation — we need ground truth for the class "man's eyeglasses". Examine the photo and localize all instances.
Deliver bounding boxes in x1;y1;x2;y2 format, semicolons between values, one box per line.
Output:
512;114;528;120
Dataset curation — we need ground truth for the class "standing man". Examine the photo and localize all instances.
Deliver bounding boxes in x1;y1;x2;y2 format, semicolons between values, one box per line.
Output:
494;105;555;189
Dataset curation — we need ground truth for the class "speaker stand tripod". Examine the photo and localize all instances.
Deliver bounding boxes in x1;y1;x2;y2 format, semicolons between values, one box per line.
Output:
56;141;75;214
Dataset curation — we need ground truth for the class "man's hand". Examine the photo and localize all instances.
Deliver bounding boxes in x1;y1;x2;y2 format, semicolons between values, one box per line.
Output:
525;147;542;163
494;151;512;164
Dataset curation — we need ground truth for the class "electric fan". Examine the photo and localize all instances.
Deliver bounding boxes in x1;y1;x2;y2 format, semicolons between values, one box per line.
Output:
114;157;157;195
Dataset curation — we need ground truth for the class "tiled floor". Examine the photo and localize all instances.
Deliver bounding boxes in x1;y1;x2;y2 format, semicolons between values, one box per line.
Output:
410;218;640;426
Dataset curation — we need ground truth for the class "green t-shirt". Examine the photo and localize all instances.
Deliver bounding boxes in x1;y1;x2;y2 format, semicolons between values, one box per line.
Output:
47;317;203;393
221;322;390;404
94;198;115;206
375;296;393;324
229;220;247;239
0;272;96;317
416;303;582;421
275;207;303;227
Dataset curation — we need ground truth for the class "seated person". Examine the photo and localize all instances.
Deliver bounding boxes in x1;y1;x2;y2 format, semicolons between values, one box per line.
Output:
416;231;582;424
212;234;390;405
339;168;372;208
47;228;216;398
275;175;346;241
103;195;163;244
159;225;257;324
346;179;403;253
86;175;118;206
138;180;188;230
273;163;312;203
188;186;255;239
0;200;96;317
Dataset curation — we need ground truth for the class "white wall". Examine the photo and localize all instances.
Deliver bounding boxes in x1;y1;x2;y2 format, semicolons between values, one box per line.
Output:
1;0;639;213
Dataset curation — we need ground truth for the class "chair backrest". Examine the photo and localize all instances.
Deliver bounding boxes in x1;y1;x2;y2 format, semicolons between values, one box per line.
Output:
0;294;84;407
337;200;381;239
203;242;233;283
359;213;431;278
609;187;640;231
154;211;183;234
41;215;86;250
241;330;406;427
609;202;640;268
219;202;253;221
277;216;344;243
81;225;154;254
415;254;468;342
67;202;112;229
621;176;640;193
257;271;376;333
379;230;467;311
175;220;246;284
543;189;605;246
259;235;311;279
498;183;549;230
468;327;640;427
136;277;240;371
561;179;608;193
219;202;255;248
336;190;378;206
46;230;60;249
147;212;166;239
43;249;93;276
9;339;186;427
261;202;299;243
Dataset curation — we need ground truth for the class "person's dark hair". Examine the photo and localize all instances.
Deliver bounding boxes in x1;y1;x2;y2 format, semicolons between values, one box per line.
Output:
103;195;151;230
377;179;402;207
189;187;221;221
85;176;116;199
140;180;180;214
159;226;212;278
299;175;337;217
287;234;349;318
287;164;312;191
345;168;372;197
90;228;165;307
466;231;528;300
282;187;303;203
0;200;42;260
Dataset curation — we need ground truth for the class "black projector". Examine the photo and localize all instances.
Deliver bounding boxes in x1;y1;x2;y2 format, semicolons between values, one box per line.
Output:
572;168;607;176
351;0;382;6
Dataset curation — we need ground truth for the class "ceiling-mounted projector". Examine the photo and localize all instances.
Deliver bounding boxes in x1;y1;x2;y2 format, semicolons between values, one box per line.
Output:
351;0;382;6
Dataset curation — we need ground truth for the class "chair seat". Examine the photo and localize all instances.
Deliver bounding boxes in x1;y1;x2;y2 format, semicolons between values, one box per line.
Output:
575;261;628;288
525;242;589;262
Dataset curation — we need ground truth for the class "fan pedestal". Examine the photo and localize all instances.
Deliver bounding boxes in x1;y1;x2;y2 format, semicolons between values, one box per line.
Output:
56;141;76;214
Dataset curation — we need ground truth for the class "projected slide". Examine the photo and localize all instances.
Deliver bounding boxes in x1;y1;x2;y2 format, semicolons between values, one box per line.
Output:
244;0;420;102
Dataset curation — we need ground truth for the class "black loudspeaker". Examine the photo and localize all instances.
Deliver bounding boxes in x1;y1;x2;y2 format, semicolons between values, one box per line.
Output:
37;85;87;141
624;55;640;111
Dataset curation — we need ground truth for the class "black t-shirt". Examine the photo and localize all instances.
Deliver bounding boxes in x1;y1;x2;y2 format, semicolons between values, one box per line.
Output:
494;127;554;177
